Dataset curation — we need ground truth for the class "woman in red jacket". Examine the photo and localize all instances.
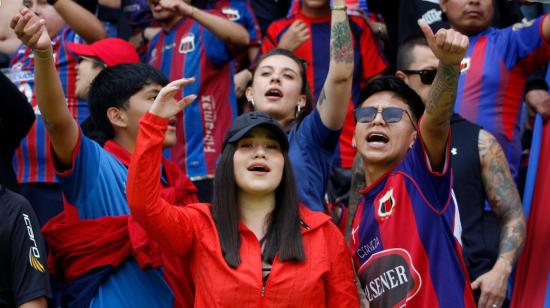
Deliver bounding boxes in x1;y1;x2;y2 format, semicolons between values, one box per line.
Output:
126;78;359;307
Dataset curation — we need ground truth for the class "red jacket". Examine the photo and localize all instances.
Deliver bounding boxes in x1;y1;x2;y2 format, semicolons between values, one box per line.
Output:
127;113;360;307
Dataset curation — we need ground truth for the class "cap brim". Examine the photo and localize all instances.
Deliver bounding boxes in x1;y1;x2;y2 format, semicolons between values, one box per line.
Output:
67;42;97;57
226;122;289;150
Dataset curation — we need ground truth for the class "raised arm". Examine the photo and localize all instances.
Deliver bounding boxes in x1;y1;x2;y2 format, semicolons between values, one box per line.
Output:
49;0;106;43
471;129;526;308
316;0;354;130
418;23;468;170
159;0;249;47
11;9;79;166
126;78;197;256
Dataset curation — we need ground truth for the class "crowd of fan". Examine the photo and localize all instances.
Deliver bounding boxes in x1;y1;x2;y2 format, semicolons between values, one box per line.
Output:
0;0;548;307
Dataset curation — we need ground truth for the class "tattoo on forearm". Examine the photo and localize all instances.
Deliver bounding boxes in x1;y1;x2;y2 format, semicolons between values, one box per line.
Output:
330;20;353;64
479;131;526;265
426;64;459;126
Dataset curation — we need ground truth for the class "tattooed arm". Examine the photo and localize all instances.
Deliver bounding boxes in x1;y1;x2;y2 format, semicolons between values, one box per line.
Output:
470;130;526;308
317;0;354;130
419;24;468;170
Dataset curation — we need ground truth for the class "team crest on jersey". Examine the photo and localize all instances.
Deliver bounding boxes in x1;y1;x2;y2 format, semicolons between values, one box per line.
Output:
378;189;395;218
460;57;471;74
358;248;422;307
512;19;535;31
221;7;240;21
179;33;196;54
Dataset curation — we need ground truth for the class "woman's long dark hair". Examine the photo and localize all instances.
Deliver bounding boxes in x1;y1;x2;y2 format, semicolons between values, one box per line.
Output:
251;48;314;125
211;142;305;268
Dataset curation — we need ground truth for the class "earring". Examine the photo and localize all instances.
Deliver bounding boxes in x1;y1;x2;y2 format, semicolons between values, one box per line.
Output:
249;98;255;110
296;104;302;118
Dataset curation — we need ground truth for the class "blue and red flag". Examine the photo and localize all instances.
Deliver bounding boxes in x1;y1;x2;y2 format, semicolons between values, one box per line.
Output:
511;114;550;307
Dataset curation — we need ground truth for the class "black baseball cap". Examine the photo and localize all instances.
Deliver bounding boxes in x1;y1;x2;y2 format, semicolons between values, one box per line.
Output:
223;112;289;151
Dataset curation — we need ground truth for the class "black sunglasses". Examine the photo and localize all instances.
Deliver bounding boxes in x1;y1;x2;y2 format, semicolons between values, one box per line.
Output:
401;69;437;85
354;106;414;125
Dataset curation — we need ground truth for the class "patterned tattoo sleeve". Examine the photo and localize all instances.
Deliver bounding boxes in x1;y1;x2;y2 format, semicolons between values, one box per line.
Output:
478;129;526;266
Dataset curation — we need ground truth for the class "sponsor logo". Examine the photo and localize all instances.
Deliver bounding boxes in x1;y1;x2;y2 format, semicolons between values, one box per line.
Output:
221;7;240;21
512;19;535;31
356;236;381;259
417;9;442;25
378;189;395;218
178;33;196;54
202;95;216;153
358;248;422;307
460;57;471;73
23;214;45;273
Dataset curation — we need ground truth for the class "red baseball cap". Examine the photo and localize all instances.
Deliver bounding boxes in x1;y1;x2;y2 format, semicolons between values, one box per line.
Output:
68;38;140;67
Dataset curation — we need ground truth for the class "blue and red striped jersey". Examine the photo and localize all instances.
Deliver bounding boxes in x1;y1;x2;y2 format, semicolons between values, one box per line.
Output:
350;136;476;307
147;17;237;179
262;12;386;168
456;16;550;179
206;0;262;46
9;28;86;184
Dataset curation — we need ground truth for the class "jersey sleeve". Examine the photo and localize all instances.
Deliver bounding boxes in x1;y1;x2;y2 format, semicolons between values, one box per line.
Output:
55;131;102;206
498;16;550;72
233;0;262;46
401;128;453;213
9;195;51;306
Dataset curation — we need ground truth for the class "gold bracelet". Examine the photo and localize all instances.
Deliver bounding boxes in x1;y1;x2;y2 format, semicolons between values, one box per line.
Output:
33;47;53;60
332;4;347;11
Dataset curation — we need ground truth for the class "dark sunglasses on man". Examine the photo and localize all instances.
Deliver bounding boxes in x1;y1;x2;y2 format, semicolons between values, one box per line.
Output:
354;106;416;128
401;69;437;85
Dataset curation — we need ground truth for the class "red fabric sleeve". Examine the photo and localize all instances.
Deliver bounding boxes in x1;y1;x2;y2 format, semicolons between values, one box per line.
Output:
324;222;360;307
126;112;197;257
261;23;279;54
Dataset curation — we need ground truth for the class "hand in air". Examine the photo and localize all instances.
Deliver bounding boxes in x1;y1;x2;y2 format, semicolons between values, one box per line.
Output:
10;8;51;51
420;22;469;66
149;78;197;119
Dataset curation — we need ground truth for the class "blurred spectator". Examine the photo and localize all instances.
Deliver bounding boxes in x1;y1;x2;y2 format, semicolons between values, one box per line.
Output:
396;37;526;307
146;0;249;202
0;73;35;192
262;0;387;209
441;0;550;180
0;0;22;68
0;185;50;308
8;0;106;227
68;37;141;144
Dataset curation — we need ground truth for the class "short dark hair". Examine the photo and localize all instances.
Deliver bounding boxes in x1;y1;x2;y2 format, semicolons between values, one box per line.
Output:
211;142;305;268
396;36;428;71
358;75;425;122
252;48;314;124
88;63;168;140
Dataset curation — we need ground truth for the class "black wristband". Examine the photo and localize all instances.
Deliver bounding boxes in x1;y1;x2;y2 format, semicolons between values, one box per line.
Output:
524;79;549;95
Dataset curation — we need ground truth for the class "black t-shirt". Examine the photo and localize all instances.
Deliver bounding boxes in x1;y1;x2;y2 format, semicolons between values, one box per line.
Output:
0;187;51;307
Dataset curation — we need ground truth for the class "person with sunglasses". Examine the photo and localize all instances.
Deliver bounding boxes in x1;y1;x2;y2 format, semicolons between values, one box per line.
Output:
349;24;477;306
396;36;525;308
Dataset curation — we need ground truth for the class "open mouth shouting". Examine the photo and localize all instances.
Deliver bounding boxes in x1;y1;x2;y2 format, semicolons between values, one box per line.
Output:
247;162;271;175
265;87;283;101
